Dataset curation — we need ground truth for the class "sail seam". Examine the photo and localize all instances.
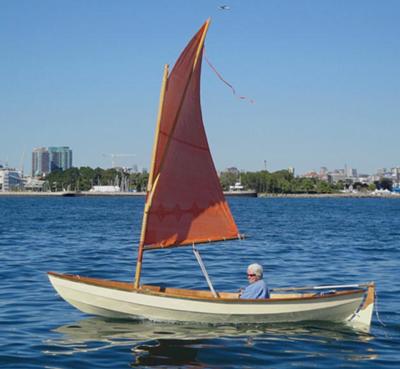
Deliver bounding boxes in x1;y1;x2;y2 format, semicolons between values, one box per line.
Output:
159;130;209;151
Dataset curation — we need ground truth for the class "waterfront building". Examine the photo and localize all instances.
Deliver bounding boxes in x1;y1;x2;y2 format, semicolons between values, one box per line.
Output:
344;165;358;179
360;174;373;184
226;167;240;176
391;167;400;185
328;170;346;184
0;168;24;192
302;171;319;179
32;147;50;177
48;146;73;172
32;146;73;177
319;167;328;181
90;185;121;193
24;177;47;192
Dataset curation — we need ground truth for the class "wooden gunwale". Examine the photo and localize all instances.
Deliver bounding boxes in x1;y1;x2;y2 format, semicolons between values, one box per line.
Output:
48;272;366;304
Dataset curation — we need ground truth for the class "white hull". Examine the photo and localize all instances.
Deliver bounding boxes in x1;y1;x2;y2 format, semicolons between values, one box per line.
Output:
48;272;374;331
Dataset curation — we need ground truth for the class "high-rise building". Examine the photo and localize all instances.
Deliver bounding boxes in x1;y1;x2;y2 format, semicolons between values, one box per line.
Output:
48;147;73;172
32;146;73;177
32;147;50;177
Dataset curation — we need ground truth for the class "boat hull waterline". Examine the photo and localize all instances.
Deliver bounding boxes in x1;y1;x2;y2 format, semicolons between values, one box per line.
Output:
48;272;374;330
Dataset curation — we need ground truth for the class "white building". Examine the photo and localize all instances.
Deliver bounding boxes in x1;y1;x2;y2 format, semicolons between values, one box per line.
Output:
24;177;47;192
0;168;24;192
90;185;121;193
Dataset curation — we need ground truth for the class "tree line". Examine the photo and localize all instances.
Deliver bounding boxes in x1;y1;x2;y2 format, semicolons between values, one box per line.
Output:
220;170;339;194
44;167;393;193
45;167;148;192
220;170;392;193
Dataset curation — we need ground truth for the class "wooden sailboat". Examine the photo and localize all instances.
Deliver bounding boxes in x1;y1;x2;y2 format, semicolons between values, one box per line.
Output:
48;19;375;331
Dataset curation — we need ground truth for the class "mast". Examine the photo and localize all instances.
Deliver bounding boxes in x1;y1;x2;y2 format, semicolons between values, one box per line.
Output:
134;64;169;289
147;64;169;194
134;20;211;288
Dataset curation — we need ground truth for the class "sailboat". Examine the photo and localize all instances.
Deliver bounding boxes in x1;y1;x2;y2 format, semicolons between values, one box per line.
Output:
48;19;375;331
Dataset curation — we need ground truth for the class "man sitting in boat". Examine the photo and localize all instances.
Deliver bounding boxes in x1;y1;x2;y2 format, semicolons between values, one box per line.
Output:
239;263;270;299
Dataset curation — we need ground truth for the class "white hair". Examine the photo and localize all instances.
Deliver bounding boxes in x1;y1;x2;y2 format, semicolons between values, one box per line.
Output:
248;263;263;279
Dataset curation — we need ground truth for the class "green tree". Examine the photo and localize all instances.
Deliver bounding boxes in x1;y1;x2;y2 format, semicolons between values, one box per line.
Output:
219;171;239;190
375;178;393;191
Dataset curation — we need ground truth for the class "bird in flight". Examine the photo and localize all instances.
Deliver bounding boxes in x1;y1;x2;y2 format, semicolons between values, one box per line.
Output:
218;5;231;10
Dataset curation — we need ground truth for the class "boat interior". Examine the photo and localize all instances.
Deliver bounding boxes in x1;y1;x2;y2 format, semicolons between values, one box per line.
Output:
48;272;366;302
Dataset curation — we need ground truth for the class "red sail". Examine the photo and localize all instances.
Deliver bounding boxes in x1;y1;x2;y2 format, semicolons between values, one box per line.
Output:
143;20;239;249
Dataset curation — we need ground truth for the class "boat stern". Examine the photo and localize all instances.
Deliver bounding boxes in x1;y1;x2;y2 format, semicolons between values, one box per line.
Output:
347;282;375;331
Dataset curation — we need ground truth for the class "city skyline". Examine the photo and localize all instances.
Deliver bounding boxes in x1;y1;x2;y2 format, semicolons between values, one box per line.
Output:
1;1;399;174
23;145;400;178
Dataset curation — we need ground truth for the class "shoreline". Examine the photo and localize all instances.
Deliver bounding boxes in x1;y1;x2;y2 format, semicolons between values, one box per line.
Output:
0;191;146;197
259;192;400;199
0;190;258;197
0;191;399;199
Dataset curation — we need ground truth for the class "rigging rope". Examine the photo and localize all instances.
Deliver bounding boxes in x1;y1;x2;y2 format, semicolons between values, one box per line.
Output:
374;290;386;327
204;51;255;104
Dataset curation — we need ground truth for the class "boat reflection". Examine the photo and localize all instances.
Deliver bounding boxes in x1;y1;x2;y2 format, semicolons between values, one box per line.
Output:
46;317;375;363
50;317;268;349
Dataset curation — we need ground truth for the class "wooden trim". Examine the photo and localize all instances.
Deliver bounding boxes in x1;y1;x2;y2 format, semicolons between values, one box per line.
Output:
360;282;375;310
138;285;364;303
193;18;210;72
143;234;241;251
134;174;161;288
48;272;366;304
147;64;169;192
49;271;136;292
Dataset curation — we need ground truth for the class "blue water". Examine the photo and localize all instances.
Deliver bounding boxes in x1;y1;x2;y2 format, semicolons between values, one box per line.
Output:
0;196;399;368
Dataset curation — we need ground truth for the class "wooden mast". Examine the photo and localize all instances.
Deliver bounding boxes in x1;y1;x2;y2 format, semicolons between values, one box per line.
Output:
134;64;169;289
134;19;211;288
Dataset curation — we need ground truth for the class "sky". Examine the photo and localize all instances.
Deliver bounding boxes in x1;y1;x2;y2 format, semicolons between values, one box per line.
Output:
1;0;399;175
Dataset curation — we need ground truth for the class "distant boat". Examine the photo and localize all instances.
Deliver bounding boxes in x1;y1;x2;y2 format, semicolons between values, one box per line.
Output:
61;191;80;197
48;19;374;331
226;181;257;197
229;181;244;191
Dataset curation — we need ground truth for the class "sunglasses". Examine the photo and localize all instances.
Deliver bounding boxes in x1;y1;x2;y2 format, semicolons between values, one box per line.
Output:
247;273;256;277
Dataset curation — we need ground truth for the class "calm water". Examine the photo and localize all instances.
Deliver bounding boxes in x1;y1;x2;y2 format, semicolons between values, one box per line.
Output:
0;196;399;368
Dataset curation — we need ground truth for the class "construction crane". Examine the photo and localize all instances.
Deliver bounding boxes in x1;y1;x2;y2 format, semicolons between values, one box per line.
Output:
19;150;25;176
102;153;136;168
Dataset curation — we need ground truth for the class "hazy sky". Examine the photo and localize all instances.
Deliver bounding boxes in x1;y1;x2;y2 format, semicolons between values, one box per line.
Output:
1;0;399;175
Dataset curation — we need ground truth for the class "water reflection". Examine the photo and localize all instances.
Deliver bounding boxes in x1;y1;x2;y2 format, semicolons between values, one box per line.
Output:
45;317;377;366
